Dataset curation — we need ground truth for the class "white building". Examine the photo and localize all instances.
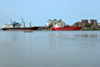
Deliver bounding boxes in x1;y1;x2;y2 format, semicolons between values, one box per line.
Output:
46;19;53;27
98;23;100;27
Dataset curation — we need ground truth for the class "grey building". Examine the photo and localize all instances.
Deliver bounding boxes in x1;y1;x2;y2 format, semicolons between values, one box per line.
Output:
90;19;98;29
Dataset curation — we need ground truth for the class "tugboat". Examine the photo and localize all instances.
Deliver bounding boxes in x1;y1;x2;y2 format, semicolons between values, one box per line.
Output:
51;23;82;31
2;18;39;31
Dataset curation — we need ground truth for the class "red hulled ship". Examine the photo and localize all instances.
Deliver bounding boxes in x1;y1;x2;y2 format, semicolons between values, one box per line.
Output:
51;23;82;31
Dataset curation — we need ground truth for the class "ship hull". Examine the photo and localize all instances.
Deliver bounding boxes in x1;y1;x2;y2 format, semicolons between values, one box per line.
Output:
2;27;39;31
51;26;82;31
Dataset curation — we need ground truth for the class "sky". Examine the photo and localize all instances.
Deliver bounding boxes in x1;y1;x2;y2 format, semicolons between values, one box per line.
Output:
0;0;100;28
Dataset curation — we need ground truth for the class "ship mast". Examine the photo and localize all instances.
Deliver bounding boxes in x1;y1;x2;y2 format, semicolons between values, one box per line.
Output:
30;22;31;27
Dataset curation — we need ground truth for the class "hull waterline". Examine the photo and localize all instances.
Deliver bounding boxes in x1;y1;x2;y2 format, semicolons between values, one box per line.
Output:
51;26;82;31
2;27;39;31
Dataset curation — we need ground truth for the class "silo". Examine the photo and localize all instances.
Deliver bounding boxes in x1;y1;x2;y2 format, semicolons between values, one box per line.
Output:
46;19;53;27
58;19;65;27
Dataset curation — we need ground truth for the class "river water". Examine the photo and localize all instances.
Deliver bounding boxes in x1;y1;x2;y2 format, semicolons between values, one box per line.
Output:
0;31;100;67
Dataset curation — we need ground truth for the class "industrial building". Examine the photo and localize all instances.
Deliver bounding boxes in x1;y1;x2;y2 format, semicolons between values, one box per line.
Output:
45;19;100;30
72;19;100;30
46;19;65;28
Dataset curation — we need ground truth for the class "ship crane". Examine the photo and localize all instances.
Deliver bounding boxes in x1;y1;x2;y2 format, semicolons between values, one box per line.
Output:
2;19;39;31
21;18;25;27
10;19;22;28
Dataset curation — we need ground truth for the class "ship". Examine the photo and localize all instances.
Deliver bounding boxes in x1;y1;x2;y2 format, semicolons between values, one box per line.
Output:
51;23;82;31
2;18;39;31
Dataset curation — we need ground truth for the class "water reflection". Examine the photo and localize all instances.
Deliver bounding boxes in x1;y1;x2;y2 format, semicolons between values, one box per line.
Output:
74;34;98;38
74;34;89;37
90;34;97;38
48;33;99;38
47;32;100;52
48;33;66;37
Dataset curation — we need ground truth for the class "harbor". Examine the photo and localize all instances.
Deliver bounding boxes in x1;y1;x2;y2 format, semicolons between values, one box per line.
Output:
2;19;100;31
1;0;100;67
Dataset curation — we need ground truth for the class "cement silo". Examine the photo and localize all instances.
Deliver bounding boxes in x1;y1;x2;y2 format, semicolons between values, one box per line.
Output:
46;19;53;27
58;19;65;27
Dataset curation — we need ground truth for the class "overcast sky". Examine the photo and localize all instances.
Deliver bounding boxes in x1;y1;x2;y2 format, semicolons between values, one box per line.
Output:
0;0;100;28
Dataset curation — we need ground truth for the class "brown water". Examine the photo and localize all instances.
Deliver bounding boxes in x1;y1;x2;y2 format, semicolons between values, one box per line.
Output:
0;31;100;67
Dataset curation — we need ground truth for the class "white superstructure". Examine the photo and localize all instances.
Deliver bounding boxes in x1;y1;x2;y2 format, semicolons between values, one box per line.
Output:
3;25;12;28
